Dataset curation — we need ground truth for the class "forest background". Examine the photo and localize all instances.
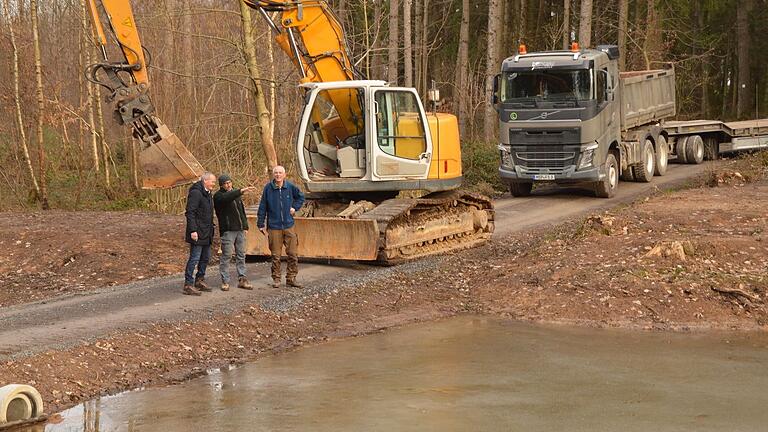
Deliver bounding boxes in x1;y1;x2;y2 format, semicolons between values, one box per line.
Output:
0;0;766;212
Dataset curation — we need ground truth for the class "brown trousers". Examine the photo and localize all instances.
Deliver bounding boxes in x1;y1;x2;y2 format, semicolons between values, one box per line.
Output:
268;227;299;282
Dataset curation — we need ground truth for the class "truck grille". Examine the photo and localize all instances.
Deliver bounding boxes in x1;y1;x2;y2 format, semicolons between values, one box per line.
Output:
514;149;576;173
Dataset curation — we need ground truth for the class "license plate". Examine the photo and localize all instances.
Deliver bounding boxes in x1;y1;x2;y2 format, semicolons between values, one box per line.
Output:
533;174;555;180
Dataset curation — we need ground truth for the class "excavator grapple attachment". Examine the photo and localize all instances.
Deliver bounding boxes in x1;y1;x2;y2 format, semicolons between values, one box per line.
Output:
245;217;380;261
137;125;205;189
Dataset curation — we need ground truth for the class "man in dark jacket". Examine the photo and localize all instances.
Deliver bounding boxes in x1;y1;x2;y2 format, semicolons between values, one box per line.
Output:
213;174;256;291
183;172;217;296
257;165;305;288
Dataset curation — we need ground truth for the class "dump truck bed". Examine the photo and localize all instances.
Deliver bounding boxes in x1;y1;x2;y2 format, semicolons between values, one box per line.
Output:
619;68;676;131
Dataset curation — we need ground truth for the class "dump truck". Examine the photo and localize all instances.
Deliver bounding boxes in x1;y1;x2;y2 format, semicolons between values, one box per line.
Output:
493;44;676;198
493;44;768;198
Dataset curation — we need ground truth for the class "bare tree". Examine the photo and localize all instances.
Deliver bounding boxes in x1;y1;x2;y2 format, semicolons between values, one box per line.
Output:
643;0;662;69
736;0;754;118
80;0;100;172
453;0;470;137
403;0;413;87
484;0;502;142
562;0;571;49
238;0;277;170
31;0;50;209
578;0;593;48
618;0;628;71
388;0;399;84
3;0;41;199
419;0;430;95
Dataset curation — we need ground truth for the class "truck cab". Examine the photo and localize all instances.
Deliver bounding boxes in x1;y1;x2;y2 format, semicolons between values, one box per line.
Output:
494;45;623;197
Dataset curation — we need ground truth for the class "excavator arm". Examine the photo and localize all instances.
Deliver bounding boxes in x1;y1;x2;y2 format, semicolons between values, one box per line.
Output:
244;0;366;138
85;0;204;189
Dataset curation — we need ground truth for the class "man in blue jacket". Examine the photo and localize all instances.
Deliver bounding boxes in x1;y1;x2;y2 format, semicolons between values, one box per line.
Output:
257;165;305;288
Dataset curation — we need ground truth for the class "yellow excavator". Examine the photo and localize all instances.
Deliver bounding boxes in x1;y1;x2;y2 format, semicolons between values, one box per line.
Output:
86;0;494;263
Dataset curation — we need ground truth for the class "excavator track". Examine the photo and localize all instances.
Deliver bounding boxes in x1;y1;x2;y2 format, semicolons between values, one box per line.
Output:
358;190;495;264
245;191;494;264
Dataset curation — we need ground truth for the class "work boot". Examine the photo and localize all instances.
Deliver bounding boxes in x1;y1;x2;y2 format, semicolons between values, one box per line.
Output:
286;279;303;288
195;277;212;292
220;282;230;291
238;277;254;290
271;279;281;289
183;284;202;296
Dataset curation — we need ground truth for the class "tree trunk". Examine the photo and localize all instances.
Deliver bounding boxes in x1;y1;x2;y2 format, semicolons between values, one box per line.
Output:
83;4;100;173
419;0;429;96
3;0;41;198
485;0;502;142
238;1;278;170
371;0;383;78
578;0;593;48
182;0;194;117
31;0;49;209
403;0;413;87
736;0;753;119
518;0;527;45
414;0;423;93
388;0;399;84
454;0;470;137
95;79;111;188
618;0;628;71
562;0;571;49
643;0;662;69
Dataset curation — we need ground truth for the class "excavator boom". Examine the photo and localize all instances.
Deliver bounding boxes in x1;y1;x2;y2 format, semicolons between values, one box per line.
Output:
85;0;204;189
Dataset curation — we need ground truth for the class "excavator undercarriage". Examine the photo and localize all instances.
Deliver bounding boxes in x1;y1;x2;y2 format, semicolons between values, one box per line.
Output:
245;190;494;264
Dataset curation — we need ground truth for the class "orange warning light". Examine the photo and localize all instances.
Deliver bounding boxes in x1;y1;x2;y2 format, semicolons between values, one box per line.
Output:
519;44;527;55
571;42;580;52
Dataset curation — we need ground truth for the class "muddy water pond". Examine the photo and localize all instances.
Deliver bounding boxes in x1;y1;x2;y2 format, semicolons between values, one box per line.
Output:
26;316;768;431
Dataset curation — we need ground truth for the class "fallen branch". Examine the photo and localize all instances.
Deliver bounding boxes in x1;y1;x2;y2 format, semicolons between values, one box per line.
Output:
711;286;761;303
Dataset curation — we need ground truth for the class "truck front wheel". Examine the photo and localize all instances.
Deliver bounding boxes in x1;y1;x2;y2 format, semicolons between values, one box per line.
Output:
632;139;656;182
594;153;618;198
509;182;533;197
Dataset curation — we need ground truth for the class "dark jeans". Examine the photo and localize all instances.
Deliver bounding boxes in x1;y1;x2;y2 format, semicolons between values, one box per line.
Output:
184;243;211;285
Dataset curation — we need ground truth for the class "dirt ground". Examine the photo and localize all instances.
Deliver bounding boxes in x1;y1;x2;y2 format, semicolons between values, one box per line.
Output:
0;211;187;307
1;153;767;417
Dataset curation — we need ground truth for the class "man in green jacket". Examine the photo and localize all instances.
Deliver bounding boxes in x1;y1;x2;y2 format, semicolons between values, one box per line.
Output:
213;174;256;291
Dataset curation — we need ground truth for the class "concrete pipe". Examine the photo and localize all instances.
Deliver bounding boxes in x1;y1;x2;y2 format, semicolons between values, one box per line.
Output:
0;384;44;425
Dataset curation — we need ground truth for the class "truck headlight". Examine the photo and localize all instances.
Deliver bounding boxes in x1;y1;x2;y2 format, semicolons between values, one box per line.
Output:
498;144;514;168
578;144;598;169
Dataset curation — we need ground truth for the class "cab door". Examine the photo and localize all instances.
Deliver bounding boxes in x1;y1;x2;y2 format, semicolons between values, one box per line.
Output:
369;88;432;180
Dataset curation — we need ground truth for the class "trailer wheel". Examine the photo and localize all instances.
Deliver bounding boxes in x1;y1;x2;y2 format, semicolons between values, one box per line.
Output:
703;136;719;161
632;139;656;182
509;182;533;197
685;134;705;164
654;135;668;176
675;136;689;163
594;153;618;198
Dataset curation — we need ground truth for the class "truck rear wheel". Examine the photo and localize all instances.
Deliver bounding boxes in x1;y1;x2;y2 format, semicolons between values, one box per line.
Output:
684;134;705;164
675;136;689;163
703;136;719;161
654;135;668;176
509;182;533;197
632;139;656;183
594;153;618;198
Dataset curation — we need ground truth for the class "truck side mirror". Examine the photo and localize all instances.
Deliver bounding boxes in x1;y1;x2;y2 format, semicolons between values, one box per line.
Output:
492;74;500;110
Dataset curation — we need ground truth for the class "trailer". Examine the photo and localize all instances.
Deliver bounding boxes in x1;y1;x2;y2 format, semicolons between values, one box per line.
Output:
664;119;768;164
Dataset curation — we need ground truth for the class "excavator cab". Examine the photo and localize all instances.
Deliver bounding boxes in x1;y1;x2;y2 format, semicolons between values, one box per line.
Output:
296;81;433;192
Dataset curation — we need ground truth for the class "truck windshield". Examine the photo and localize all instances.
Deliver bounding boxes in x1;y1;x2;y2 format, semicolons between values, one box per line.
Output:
501;69;592;105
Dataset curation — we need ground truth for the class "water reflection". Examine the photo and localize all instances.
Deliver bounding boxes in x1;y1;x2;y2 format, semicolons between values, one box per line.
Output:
23;317;768;431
